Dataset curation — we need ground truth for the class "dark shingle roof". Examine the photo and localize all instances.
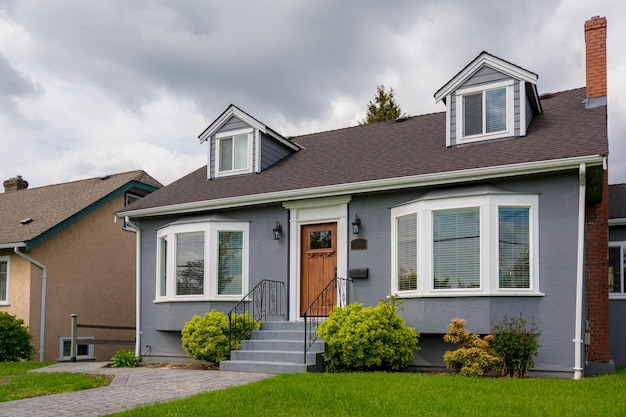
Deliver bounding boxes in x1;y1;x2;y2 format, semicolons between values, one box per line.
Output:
609;184;626;220
0;170;162;246
126;87;607;214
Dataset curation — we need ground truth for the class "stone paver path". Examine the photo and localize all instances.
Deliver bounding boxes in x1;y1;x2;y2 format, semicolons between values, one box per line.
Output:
0;362;271;416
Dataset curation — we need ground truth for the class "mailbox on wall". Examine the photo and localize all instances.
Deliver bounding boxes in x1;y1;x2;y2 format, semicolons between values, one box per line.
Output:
349;268;369;279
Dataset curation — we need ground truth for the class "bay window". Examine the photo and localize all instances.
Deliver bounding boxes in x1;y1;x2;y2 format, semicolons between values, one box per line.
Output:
156;220;249;301
391;192;539;296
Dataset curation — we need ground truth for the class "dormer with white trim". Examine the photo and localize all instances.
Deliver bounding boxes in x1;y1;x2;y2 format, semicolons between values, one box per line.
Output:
434;52;542;147
198;105;300;179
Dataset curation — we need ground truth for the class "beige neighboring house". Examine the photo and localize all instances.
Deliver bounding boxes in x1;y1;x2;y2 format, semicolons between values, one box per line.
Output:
0;171;161;362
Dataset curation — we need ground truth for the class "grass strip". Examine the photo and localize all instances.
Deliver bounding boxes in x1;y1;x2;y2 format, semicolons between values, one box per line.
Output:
0;362;111;402
110;370;626;417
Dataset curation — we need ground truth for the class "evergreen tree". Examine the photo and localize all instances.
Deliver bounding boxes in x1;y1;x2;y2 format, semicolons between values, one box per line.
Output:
360;84;402;124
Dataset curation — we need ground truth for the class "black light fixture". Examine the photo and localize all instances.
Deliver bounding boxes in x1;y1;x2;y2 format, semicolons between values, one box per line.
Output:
273;221;283;240
352;214;361;234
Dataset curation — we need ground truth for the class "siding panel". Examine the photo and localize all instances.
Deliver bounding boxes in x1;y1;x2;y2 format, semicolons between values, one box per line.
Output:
261;134;292;170
459;66;509;89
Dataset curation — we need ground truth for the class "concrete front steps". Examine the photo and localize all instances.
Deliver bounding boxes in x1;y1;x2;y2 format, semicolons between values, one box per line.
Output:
220;321;325;374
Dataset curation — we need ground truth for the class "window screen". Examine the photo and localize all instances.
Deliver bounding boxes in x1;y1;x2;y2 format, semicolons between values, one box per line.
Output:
486;88;506;133
0;260;7;301
463;93;483;136
498;207;530;288
433;208;480;289
397;215;417;291
218;231;243;295
176;232;204;295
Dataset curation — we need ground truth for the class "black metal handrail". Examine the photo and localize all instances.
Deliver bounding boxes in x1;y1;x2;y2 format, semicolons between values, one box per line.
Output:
302;275;351;364
228;279;285;351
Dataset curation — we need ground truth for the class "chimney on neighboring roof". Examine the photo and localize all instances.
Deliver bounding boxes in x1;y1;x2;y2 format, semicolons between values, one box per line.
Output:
584;16;607;108
3;176;29;192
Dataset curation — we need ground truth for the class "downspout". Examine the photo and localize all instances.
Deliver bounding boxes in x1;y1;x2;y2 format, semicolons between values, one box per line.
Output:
124;216;142;357
573;163;586;380
13;247;47;362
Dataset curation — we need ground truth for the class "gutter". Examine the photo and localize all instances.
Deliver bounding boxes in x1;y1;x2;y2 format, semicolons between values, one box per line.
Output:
573;163;586;380
13;247;47;362
124;217;142;358
118;154;605;219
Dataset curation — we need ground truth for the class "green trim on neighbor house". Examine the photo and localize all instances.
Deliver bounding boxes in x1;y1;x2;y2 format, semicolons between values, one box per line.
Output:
25;181;159;251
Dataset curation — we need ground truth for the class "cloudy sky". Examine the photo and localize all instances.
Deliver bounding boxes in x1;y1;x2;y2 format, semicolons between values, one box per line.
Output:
1;1;624;188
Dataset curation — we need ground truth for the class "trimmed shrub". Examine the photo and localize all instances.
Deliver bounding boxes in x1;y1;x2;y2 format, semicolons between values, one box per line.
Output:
443;318;501;376
491;314;540;378
0;312;34;362
111;348;139;368
181;310;260;364
317;297;419;372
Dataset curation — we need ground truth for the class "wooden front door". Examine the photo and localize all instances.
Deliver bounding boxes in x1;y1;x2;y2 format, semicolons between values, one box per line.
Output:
300;223;337;316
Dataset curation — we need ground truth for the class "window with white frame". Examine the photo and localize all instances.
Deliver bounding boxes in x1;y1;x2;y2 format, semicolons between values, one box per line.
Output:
123;193;143;231
0;256;8;305
609;243;626;295
215;128;253;177
391;192;539;296
156;220;249;301
456;80;514;142
59;336;95;361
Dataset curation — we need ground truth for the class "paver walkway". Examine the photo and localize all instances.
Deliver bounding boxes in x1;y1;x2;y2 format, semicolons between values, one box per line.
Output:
0;362;271;416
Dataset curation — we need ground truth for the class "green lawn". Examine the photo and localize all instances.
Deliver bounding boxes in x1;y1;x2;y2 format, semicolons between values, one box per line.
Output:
110;370;626;417
0;362;111;402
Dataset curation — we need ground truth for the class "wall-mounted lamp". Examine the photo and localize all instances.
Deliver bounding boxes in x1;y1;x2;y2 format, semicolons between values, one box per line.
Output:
352;214;361;234
273;221;283;240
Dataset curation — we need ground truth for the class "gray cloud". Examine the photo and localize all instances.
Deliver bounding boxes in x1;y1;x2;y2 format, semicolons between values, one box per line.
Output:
0;0;623;187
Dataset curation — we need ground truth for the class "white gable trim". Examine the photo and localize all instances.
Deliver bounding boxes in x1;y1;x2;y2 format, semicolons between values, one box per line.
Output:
198;105;299;151
199;106;264;143
435;53;538;103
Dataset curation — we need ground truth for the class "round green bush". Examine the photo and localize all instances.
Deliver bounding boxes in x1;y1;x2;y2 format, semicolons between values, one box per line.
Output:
317;298;419;372
181;310;260;364
0;312;34;362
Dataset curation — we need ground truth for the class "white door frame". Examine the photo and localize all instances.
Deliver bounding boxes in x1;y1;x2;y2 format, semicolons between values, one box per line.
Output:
283;196;350;320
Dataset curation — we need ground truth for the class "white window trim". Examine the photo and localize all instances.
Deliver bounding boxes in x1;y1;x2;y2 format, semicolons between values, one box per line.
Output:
455;80;515;143
155;220;249;302
123;193;142;231
609;241;626;300
214;127;254;178
390;192;541;297
0;256;9;305
59;336;95;361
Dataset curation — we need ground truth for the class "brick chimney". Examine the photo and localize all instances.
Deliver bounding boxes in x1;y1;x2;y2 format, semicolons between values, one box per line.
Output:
3;176;29;192
584;16;610;368
584;16;607;107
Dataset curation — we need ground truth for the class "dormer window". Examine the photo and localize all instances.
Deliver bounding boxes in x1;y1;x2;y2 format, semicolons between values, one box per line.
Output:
215;128;254;177
456;80;514;143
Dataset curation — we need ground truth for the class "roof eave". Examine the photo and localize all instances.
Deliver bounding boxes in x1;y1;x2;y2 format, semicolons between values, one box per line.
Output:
26;181;158;251
119;154;605;219
0;242;26;250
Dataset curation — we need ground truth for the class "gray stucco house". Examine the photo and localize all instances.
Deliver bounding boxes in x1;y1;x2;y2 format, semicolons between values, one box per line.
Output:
119;17;611;378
